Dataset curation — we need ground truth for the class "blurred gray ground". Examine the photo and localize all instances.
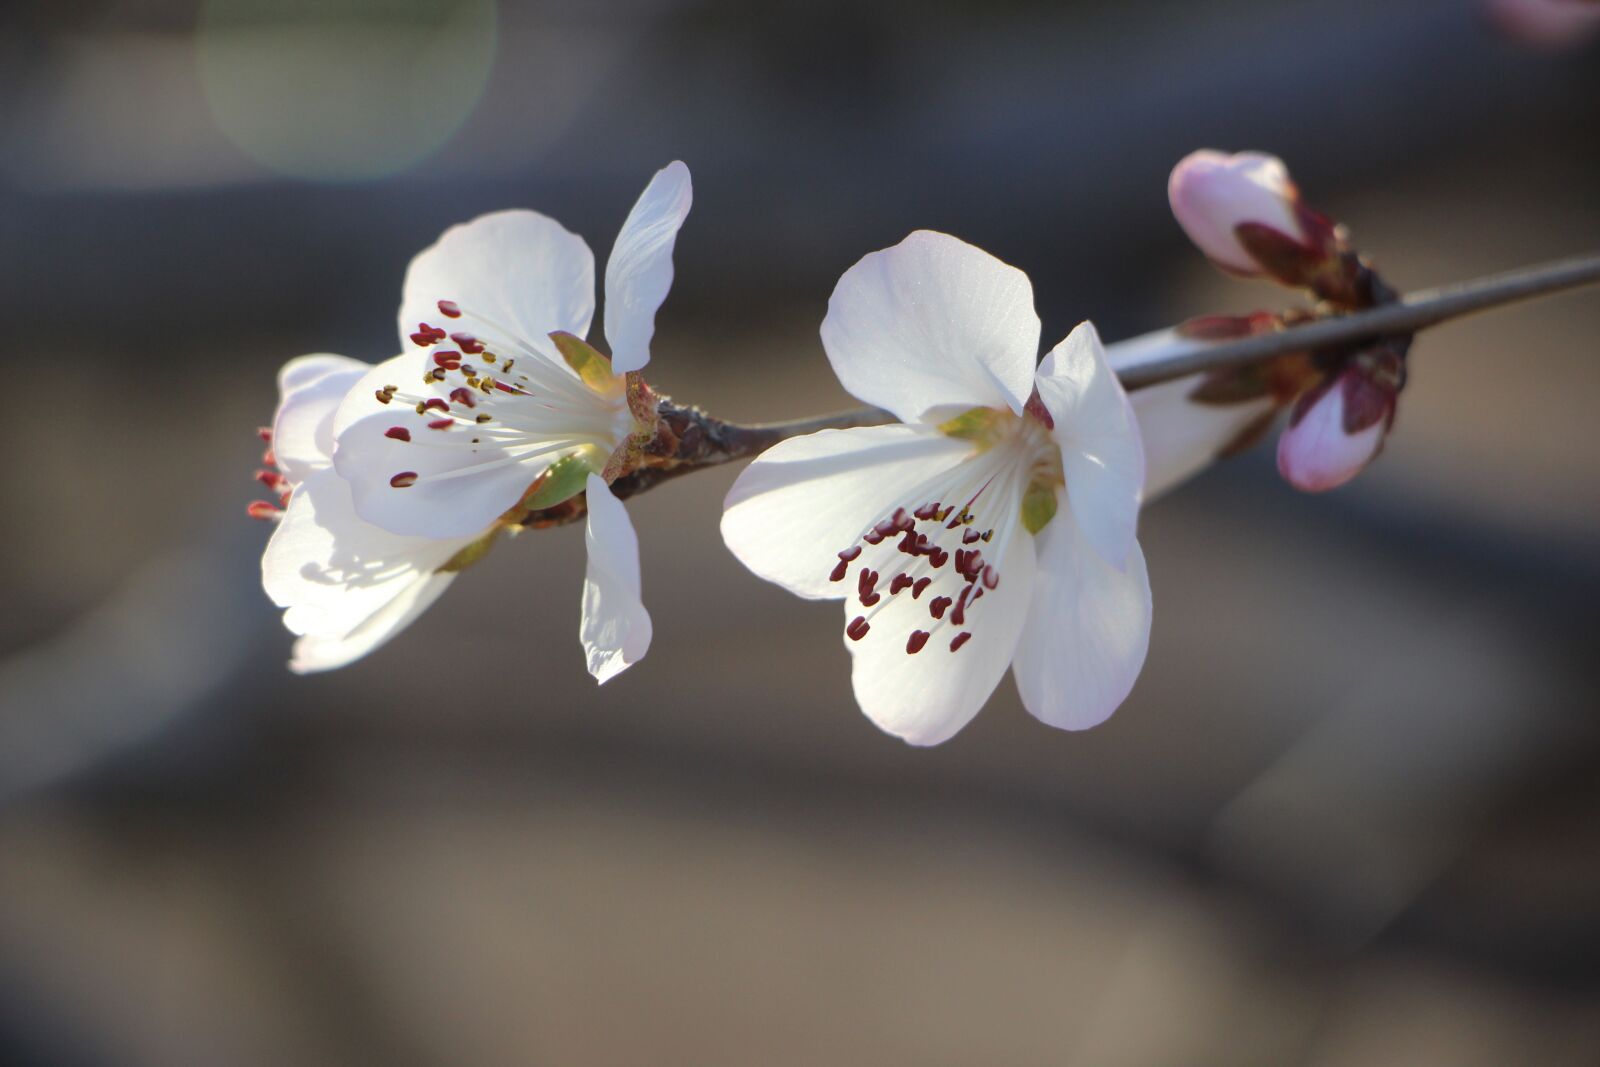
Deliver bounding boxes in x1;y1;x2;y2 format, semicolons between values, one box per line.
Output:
1;1;1599;1064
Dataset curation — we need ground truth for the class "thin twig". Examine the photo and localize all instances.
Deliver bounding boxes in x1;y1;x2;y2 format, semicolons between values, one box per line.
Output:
1116;250;1600;388
728;251;1600;442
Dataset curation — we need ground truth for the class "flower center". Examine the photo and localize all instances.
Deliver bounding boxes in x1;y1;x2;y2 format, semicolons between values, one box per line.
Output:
378;299;631;493
831;412;1055;658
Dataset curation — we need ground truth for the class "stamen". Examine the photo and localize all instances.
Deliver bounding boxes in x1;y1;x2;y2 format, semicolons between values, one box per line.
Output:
246;500;281;520
437;299;462;318
949;632;972;652
906;630;930;654
390;472;418;488
847;616;871;641
385;426;411;441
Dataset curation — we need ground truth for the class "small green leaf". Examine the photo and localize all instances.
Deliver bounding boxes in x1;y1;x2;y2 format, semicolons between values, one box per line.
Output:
519;451;599;511
438;529;501;573
549;331;621;393
1020;481;1058;535
937;407;1007;449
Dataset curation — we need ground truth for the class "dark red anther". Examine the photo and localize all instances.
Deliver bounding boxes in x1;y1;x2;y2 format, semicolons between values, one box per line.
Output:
897;529;920;554
912;577;931;599
256;426;273;442
889;574;913;595
410;323;446;346
981;565;999;590
432;350;462;369
829;560;849;583
962;528;981;545
428;418;453;430
860;592;881;607
385;426;412;442
448;387;476;407
914;501;941;521
929;596;952;620
421;398;449;414
951;586;973;626
390;471;418;488
928;548;948;569
246;500;280;520
261;448;276;467
858;568;879;604
451;332;485;354
906;630;930;654
494;379;522;394
255;469;286;490
437;299;462;318
846;616;871;641
863;528;886;546
949;632;973;652
837;546;862;562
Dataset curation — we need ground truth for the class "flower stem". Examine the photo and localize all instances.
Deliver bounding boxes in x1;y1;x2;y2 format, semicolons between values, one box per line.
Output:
1116;250;1600;388
586;250;1600;518
722;250;1600;443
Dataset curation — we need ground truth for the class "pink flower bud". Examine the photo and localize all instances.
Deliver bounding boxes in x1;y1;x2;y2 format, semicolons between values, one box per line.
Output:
1276;367;1395;493
1168;150;1310;276
1485;0;1600;50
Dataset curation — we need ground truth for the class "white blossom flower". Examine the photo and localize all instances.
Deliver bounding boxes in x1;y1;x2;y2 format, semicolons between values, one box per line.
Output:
263;162;690;679
261;353;481;673
721;231;1151;745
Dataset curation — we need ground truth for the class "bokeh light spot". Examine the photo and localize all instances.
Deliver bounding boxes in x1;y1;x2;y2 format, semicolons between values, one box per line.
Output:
196;0;497;182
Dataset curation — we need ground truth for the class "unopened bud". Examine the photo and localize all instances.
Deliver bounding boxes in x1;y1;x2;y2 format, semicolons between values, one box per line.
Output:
1276;364;1397;493
1169;150;1315;276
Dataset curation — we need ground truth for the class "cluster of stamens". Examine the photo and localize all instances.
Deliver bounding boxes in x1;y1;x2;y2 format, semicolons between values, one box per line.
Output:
833;497;1001;656
377;298;617;491
247;426;288;521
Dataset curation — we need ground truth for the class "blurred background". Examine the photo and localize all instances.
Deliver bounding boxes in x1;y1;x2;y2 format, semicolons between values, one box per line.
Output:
2;0;1598;1063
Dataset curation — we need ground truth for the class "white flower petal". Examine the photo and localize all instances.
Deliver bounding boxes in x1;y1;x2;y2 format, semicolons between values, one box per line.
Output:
603;161;692;374
272;354;367;486
333;410;551;539
289;570;454;674
1035;322;1145;567
847;529;1036;746
262;468;469;663
278;352;364;398
820;230;1040;423
1127;374;1275;501
720;425;974;600
580;475;652;683
397;209;595;360
1012;512;1151;732
330;351;418;439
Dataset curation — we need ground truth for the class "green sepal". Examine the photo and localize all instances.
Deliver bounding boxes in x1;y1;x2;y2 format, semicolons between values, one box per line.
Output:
937;407;1007;450
549;331;622;394
1020;481;1059;535
518;450;601;511
438;529;501;574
